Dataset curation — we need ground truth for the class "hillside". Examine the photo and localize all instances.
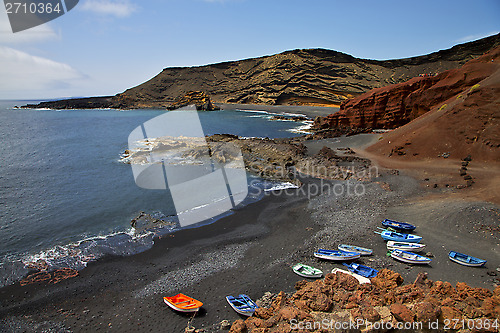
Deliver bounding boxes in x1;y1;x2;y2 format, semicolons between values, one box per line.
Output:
366;46;500;162
24;34;500;110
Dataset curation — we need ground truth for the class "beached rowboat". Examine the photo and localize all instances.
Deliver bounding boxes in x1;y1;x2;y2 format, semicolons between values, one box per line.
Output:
226;294;259;316
387;241;426;252
314;249;360;261
292;263;323;278
331;268;371;284
375;230;422;243
163;294;203;313
337;244;373;256
342;262;378;278
448;251;487;267
390;250;431;264
381;219;416;231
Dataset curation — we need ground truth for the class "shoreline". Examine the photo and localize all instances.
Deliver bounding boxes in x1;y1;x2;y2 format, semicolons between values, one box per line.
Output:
218;103;339;119
1;134;499;332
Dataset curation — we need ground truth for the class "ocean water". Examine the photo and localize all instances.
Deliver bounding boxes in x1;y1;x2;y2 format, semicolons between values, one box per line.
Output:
0;101;308;286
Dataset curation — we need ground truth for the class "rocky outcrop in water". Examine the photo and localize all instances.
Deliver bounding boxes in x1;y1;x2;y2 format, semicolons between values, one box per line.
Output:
167;91;219;111
230;270;500;333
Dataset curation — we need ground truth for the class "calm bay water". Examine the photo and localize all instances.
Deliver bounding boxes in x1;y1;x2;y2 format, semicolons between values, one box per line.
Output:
0;101;306;286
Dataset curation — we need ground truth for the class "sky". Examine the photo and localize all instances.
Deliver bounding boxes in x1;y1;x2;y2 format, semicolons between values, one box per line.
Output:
0;0;499;100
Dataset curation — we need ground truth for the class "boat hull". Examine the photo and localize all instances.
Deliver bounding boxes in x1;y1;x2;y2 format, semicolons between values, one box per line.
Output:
382;219;416;231
292;264;323;278
387;241;425;252
226;295;258;316
163;296;202;313
343;263;378;278
314;252;360;261
381;231;422;243
338;244;373;256
331;268;371;284
390;250;431;265
448;251;487;267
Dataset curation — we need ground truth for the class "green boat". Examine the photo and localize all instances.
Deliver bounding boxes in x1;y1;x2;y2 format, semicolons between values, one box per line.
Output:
292;263;323;278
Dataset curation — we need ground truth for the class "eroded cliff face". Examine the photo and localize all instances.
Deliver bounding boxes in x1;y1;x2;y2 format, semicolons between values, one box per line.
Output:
314;45;500;130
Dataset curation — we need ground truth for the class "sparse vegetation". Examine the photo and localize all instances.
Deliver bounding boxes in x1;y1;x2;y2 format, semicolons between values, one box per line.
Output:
456;94;463;99
438;104;447;111
469;83;480;93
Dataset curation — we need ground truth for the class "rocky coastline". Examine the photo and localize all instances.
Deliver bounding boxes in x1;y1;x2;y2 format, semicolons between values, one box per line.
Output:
229;270;500;333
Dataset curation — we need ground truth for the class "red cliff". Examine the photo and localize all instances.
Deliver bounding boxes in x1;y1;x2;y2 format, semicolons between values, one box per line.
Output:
314;46;500;130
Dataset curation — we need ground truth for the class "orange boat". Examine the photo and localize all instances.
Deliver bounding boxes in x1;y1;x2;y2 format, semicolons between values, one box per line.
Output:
163;293;203;313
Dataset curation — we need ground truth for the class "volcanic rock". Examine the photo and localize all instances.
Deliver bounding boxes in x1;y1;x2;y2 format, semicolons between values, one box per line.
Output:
167;91;219;111
23;34;500;109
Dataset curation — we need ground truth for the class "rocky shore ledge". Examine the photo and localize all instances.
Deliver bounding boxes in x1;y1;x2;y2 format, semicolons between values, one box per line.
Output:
229;269;500;333
121;133;374;185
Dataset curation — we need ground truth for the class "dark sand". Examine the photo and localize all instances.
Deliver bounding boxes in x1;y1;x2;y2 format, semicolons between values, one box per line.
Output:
1;135;499;333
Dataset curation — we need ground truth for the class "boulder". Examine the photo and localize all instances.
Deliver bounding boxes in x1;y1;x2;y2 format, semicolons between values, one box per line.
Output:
371;269;404;291
390;303;415;322
414;301;441;322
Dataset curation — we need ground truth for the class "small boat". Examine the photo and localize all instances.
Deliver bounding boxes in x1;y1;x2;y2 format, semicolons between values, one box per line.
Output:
342;263;378;278
226;294;259;316
314;249;360;261
382;219;416;231
163;293;203;313
338;244;373;256
331;268;371;284
375;230;422;243
448;251;487;267
390;250;431;264
292;263;323;278
387;241;426;252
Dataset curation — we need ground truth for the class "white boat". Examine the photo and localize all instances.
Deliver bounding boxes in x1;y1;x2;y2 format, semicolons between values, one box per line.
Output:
331;268;371;284
337;244;373;256
292;263;323;278
387;241;426;252
390;250;431;265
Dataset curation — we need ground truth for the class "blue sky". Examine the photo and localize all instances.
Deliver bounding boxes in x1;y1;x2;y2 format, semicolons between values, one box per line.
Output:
0;0;499;99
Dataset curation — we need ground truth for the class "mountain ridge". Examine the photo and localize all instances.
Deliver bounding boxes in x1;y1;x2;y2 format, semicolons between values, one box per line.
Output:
23;33;500;110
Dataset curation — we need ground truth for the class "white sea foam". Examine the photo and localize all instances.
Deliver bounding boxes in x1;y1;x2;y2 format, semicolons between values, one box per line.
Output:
264;182;299;191
288;120;314;134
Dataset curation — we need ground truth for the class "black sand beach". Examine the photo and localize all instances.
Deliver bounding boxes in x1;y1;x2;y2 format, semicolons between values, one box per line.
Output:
0;133;499;332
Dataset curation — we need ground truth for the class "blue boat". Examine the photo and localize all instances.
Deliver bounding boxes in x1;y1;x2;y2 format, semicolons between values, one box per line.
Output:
314;249;360;261
375;230;422;243
382;219;416;231
343;263;378;278
337;244;373;256
226;294;259;316
449;251;487;267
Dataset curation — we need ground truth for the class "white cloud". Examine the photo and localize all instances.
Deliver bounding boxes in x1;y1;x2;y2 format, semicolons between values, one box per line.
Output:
0;46;86;99
80;0;137;17
0;10;60;44
456;31;499;43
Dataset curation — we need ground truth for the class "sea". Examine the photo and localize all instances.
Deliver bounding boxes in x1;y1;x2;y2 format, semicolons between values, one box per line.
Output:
0;100;311;287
